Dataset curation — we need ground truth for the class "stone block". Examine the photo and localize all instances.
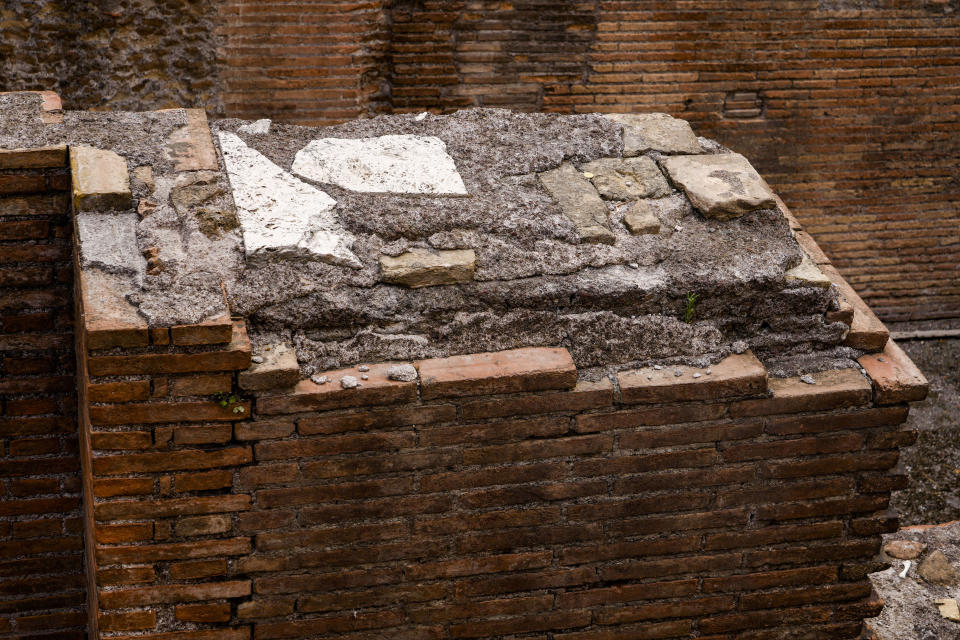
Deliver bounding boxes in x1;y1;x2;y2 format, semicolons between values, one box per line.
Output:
538;162;615;244
662;153;777;220
622;200;661;235
580;156;671;200
70;146;132;212
292;134;468;195
606;112;703;155
164;108;219;172
785;251;831;288
380;248;476;288
239;344;301;391
75;213;144;279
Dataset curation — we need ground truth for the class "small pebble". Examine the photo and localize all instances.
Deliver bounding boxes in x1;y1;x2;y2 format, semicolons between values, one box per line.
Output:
624;180;633;186
877;356;886;362
674;369;683;377
415;111;428;121
800;374;816;385
357;365;370;372
628;262;639;269
647;374;653;380
653;365;663;370
387;364;418;382
583;172;594;179
341;375;360;389
674;224;683;232
251;355;264;364
693;373;702;379
705;369;712;375
310;375;327;385
361;375;369;380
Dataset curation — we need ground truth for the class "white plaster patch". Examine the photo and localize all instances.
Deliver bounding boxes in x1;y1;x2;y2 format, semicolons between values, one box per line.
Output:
291;134;468;195
217;131;361;269
237;119;271;135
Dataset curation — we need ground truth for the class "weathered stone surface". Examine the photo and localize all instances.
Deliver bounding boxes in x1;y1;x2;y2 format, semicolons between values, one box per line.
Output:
70;146;132;212
538;162;615;244
622;200;661;235
292;134;468;195
606;112;703;155
164;108;219;172
217;131;361;268
238;119;271;135
785;251;831;288
239;343;300;391
76;213;144;279
662;153;777;220
918;550;960;585
883;540;926;560
580;156;671;200
380;248;476;288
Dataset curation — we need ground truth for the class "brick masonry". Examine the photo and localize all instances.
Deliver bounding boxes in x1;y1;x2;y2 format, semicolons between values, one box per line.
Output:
0;147;86;638
218;0;960;323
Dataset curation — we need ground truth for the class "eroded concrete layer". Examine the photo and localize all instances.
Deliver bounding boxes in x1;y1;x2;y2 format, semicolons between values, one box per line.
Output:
1;94;848;372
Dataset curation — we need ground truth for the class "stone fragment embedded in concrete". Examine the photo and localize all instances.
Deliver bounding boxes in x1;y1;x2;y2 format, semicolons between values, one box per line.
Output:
380;248;476;288
291;134;468;195
70;146;132;212
538;162;615;244
76;212;145;279
785;251;831;288
662;153;777;220
622;200;661;235
217;131;361;269
239;343;300;391
580;156;672;200
607;112;703;155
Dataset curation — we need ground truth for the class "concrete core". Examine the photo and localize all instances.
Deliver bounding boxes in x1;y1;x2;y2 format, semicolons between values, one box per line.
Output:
0;94;854;377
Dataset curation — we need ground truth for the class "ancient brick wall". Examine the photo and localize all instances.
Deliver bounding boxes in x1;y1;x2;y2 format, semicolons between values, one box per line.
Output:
0;143;86;638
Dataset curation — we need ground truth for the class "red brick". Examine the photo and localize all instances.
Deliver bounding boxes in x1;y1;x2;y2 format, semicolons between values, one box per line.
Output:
171;312;233;346
98;610;157;632
94;494;250;520
170;559;228;580
702;566;837;593
731;368;872;417
175;602;231;623
618;351;767;404
575;403;727;432
297;404;456;435
257;362;417;415
858;339;929;405
169;373;233;397
89;400;250;425
417;347;577;399
93;446;252;475
87;380;151;403
704;522;842;550
459;379;612;419
98;580;251;609
96;537;251;565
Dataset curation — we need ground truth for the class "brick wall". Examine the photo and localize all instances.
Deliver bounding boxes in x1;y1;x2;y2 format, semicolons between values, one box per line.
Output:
77;298;928;638
219;0;960;323
0;146;86;638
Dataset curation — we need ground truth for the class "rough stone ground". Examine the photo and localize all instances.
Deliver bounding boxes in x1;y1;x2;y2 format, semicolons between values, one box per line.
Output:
868;521;960;639
891;337;960;525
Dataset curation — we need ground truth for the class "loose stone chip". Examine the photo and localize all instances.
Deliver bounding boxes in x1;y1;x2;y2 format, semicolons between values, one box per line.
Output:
387;364;418;382
380;248;476;288
340;375;360;389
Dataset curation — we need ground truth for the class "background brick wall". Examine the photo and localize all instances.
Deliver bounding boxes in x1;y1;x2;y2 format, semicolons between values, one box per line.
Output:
217;0;960;324
0;150;86;639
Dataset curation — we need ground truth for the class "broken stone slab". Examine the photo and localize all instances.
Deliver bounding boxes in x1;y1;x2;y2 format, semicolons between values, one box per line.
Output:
217;131;361;269
661;153;777;220
164;108;219;172
238;343;300;391
580;156;672;200
935;599;960;623
75;213;145;279
70;146;132;212
291;134;468;195
606;112;703;155
918;550;960;585
538;162;615;244
622;200;661;235
238;119;271;135
380;248;476;288
785;251;831;288
884;540;927;560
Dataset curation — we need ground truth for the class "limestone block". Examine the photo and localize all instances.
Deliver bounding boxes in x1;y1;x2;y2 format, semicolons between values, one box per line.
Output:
75;212;145;278
662;153;777;220
380;248;476;288
622;200;661;235
785;251;831;288
70;146;132;212
292;134;468;195
239;343;300;391
164;108;219;172
538;163;615;244
606;112;703;155
580;156;671;200
217;131;361;269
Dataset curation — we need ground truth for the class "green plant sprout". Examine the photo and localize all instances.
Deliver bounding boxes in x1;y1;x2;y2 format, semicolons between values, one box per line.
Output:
213;392;246;414
684;292;700;324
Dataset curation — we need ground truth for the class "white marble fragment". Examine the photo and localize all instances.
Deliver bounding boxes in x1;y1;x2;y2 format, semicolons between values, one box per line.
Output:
76;213;145;281
292;134;468;195
237;119;271;135
217;131;361;269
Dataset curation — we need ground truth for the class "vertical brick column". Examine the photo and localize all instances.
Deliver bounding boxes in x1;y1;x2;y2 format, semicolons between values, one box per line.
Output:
0;146;86;638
